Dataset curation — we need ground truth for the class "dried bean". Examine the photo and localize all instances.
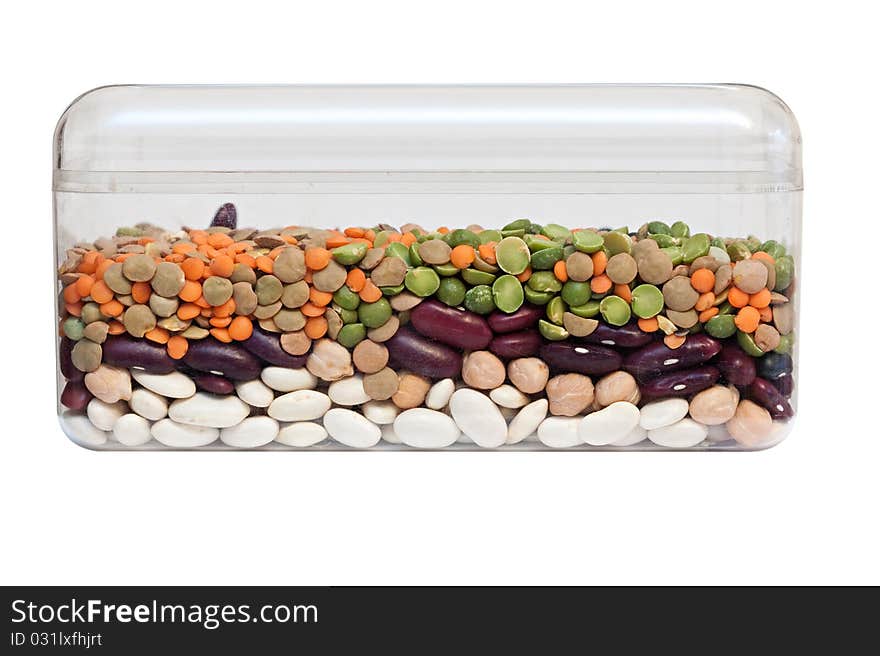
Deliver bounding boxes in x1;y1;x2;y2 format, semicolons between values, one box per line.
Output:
714;343;757;387
487;304;544;334
241;327;308;368
488;330;542;359
640;366;720;400
183;338;262;380
623;334;721;381
540;342;622;376
102;335;175;374
385;327;462;379
580;322;653;348
747;377;794;419
193;373;235;395
410;300;492;351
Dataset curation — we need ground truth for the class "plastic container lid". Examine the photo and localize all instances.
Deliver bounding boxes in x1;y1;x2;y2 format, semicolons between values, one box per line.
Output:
54;84;802;192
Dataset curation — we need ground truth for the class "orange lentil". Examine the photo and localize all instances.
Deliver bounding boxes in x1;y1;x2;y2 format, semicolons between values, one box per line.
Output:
78;251;103;274
751;251;775;265
590;274;613;294
364;229;376;242
664;334;687;349
172;242;196;255
114;253;136;263
62;282;82;304
64;302;83;317
107;320;126;335
209;316;233;328
137;237;155;246
758;306;773;323
306;246;330;271
344;227;366;238
283;235;299;245
130;281;151;303
228;316;254;341
166;335;189;359
591;251;607;276
98;299;124;317
213;298;236;318
165;253;186;264
255;256;274;274
637;317;659;332
210;328;232;343
210;254;235;278
95;259;114;281
304;316;328;339
300;302;325;318
728;286;750;308
749;288;772;309
699;307;719;323
207;232;233;248
177;303;201;320
358;279;383;303
734;306;761;333
235;253;257;268
694;291;716;312
437;226;450;234
450;245;476;269
309;288;334;307
145;327;170;344
690;268;715;293
478;243;497;265
89;280;114;304
268;246;287;260
181;258;205;281
346;268;366;293
553;260;569;282
614;284;632;303
200;308;213;318
400;232;417;247
385;232;402;243
516;267;532;283
325;235;350;249
178;280;202;303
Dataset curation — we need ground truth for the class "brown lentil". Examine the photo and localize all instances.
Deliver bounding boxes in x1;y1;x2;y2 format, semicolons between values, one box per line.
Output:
352;340;389;374
363;367;400;401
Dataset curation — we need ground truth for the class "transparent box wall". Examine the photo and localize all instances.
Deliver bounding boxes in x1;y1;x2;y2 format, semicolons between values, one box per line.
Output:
54;85;801;450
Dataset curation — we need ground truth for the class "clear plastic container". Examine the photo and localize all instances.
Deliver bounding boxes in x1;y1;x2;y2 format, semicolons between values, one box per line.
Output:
54;84;801;450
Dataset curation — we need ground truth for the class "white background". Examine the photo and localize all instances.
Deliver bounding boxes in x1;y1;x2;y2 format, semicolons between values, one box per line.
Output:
1;0;877;585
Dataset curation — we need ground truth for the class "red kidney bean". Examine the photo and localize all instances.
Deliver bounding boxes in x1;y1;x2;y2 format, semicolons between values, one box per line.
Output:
640;366;720;400
102;335;176;374
183;338;262;381
771;373;794;397
579;322;654;348
241;327;308;368
59;337;84;382
747;377;794;419
487;304;544;334
539;342;622;375
60;381;92;410
409;300;492;351
411;300;493;350
211;202;237;229
386;327;462;379
193;373;235;395
489;330;542;359
623;334;721;381
714;342;757;387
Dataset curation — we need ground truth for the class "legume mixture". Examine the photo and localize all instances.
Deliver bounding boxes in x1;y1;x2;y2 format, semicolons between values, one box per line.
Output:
58;203;795;449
